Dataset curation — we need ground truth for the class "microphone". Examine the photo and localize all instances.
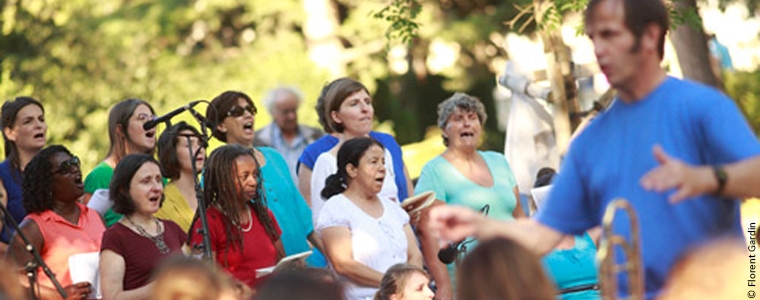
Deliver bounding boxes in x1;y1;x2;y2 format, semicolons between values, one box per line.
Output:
437;204;490;264
143;100;202;131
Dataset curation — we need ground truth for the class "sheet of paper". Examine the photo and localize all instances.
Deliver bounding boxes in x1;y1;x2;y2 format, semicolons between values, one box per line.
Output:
68;252;101;299
86;189;111;216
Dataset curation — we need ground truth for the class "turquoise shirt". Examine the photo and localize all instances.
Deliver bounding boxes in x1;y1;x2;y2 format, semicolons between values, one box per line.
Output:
258;147;325;267
415;150;519;290
542;233;600;300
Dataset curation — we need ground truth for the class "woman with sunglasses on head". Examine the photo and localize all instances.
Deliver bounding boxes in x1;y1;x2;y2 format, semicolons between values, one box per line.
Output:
83;99;158;227
317;137;422;300
205;91;319;266
5;145;105;300
188;144;284;290
155;122;206;232
0;97;47;253
100;154;187;300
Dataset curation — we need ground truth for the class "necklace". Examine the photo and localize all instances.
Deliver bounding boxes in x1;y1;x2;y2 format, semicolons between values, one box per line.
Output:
125;216;170;254
240;207;253;232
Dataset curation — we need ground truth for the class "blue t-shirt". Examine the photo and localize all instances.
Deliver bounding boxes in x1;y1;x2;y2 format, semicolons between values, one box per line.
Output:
536;77;760;299
258;147;324;267
0;160;25;243
542;234;600;300
297;132;409;200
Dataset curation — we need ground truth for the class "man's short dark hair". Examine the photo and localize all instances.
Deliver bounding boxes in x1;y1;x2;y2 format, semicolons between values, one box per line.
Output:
585;0;669;59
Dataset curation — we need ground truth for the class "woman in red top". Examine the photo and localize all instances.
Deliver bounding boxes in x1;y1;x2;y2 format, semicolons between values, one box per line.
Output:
190;144;284;288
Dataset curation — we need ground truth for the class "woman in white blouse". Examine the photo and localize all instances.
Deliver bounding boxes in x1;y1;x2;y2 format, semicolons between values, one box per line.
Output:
316;137;422;300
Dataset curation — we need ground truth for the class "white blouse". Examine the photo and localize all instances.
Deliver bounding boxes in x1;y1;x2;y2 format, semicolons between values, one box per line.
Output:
310;149;398;228
316;194;410;300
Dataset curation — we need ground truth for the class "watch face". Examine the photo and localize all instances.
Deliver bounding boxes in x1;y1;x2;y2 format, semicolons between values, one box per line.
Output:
713;166;727;193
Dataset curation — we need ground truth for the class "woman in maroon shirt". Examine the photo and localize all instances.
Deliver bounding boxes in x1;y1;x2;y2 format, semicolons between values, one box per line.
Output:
100;154;186;299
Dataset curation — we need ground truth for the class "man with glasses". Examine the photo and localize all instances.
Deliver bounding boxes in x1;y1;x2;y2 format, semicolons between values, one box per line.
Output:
254;86;324;184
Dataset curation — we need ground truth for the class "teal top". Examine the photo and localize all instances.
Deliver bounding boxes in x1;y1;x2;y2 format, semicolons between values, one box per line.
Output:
542;233;600;300
414;150;519;290
258;147;325;267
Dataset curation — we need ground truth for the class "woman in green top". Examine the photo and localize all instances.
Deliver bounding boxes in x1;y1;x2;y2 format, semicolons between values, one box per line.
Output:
83;98;157;226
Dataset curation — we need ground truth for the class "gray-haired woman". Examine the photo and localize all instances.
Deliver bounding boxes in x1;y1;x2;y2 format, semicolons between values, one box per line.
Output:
414;92;525;300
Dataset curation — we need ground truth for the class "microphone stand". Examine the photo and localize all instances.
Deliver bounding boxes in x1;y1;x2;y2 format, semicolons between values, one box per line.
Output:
0;204;68;299
186;106;213;261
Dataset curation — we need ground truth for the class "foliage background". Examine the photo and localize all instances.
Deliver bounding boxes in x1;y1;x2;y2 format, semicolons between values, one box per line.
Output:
1;0;758;178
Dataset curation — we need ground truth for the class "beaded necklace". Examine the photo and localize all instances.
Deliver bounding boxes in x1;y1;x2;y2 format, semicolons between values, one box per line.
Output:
125;216;170;254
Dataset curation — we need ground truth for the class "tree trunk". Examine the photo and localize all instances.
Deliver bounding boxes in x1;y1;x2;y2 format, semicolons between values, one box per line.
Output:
533;0;580;156
669;0;722;89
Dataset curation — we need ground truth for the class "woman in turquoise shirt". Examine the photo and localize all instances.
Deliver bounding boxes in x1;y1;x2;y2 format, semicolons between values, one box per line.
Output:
415;93;525;299
533;168;600;300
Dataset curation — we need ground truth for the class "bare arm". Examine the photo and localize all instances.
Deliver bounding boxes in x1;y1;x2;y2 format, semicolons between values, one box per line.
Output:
6;220;92;300
403;165;414;199
428;205;564;257
321;227;383;288
641;145;760;201
512;186;526;219
403;224;423;268
417;201;453;300
298;167;313;207
100;250;154;300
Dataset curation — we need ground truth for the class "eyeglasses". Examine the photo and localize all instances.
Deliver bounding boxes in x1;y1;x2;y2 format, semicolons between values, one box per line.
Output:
227;105;257;117
53;156;81;175
135;113;155;122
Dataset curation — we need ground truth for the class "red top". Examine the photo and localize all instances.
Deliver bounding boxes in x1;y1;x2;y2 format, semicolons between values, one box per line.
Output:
101;219;187;290
190;206;281;287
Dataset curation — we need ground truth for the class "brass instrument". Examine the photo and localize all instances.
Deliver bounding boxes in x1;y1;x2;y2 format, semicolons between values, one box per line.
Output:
597;198;645;300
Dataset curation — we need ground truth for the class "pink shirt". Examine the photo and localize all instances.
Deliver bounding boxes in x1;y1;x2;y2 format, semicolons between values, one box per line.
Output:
26;203;105;288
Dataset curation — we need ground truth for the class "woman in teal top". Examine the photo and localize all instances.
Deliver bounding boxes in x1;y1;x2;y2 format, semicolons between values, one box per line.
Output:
415;93;525;299
533;168;600;300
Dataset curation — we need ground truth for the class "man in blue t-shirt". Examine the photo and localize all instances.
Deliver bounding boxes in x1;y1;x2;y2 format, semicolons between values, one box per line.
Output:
426;0;760;299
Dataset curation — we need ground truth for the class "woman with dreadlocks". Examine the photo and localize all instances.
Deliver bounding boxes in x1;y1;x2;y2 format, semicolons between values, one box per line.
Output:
189;144;284;289
5;145;104;300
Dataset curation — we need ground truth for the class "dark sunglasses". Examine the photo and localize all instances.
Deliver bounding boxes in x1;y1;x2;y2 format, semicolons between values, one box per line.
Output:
53;156;81;175
227;105;257;117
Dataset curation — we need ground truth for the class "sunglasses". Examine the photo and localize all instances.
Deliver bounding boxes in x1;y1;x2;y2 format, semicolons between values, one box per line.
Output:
227;105;257;118
53;156;81;175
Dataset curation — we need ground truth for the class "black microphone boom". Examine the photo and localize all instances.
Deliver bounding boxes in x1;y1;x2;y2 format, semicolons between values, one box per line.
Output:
438;241;464;264
143;100;202;131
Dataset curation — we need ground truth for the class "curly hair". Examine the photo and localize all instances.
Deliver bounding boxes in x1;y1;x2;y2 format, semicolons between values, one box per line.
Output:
22;145;72;214
202;144;279;266
437;93;487;147
2;96;45;182
206;91;256;143
110;154;162;215
158;121;203;180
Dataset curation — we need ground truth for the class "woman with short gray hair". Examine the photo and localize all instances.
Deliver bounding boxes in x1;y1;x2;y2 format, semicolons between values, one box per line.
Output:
414;92;525;300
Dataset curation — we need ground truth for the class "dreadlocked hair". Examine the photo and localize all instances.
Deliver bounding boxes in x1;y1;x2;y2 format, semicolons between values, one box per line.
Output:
22;145;72;214
203;144;279;266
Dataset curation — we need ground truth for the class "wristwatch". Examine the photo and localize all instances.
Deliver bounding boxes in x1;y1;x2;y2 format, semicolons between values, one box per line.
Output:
712;165;727;195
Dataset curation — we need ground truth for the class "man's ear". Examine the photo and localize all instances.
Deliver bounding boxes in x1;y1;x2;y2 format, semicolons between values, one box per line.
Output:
641;23;662;54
